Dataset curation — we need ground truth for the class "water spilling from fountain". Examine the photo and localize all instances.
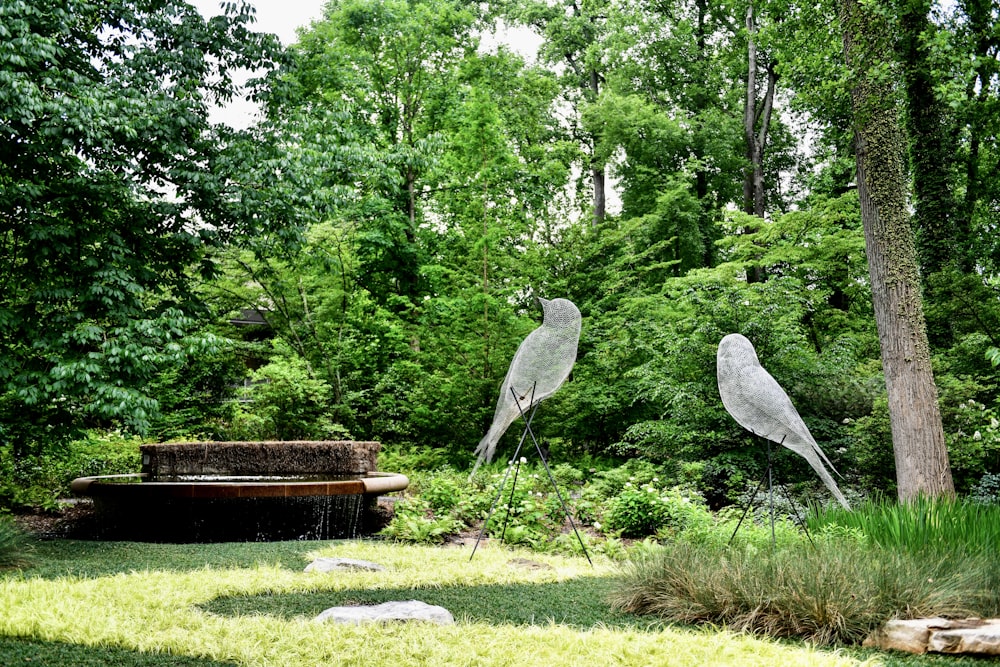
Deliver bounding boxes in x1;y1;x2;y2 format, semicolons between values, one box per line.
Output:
71;441;408;542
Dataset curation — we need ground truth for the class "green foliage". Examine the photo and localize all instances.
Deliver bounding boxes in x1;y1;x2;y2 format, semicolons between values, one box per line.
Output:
808;496;1000;557
0;0;285;449
379;497;465;544
0;514;30;568
603;482;711;538
147;342;247;441
970;473;1000;505
0;431;140;511
226;342;350;441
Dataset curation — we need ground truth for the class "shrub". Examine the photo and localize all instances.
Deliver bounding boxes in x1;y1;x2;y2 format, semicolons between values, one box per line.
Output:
378;497;464;544
0;431;141;511
603;482;711;538
970;472;1000;505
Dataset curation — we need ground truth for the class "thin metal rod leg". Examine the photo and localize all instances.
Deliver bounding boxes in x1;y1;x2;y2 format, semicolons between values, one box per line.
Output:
513;392;593;566
728;462;771;545
469;402;539;561
768;439;775;547
499;457;522;544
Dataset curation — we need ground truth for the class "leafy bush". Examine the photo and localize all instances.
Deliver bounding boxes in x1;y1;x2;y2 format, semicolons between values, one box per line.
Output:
378;497;465;544
603;482;711;538
225;342;350;441
970;472;1000;505
0;431;141;511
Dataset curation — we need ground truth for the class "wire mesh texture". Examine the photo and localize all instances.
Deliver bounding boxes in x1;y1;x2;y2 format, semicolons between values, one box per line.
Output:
473;298;581;471
717;333;849;509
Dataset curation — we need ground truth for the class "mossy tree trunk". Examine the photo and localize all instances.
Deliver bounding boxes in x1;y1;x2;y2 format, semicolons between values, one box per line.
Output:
840;0;955;500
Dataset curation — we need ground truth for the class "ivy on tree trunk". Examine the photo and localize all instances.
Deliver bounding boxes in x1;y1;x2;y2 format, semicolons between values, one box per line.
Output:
840;0;955;500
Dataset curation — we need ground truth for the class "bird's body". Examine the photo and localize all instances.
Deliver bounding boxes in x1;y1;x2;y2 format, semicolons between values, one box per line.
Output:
717;333;850;509
472;298;581;471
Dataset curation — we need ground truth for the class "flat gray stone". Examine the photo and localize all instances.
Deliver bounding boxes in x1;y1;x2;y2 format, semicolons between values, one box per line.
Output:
508;558;554;571
314;600;455;625
304;557;385;573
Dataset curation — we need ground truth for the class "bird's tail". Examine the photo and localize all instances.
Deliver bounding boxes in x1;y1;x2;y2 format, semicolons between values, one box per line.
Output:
469;425;502;478
802;447;851;510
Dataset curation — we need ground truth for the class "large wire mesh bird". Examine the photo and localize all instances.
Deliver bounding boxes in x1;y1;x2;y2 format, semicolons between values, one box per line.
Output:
472;298;581;473
717;333;850;509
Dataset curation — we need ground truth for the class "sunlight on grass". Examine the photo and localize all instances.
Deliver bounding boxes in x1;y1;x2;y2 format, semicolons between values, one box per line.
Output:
0;541;871;666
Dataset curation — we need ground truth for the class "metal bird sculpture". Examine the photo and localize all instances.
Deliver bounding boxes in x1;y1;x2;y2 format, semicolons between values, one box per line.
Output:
716;333;850;509
472;297;581;472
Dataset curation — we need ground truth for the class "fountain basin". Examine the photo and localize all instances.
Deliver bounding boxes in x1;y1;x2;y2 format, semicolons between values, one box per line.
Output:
71;441;408;542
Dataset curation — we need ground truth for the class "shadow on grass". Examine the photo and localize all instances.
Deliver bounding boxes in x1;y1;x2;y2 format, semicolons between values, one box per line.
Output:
200;576;667;631
0;636;236;666
15;539;322;580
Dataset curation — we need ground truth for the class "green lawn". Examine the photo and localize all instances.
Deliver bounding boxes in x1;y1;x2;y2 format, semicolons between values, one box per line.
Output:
0;538;877;667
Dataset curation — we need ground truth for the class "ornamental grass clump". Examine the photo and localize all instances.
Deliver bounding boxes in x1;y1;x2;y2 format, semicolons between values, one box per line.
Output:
613;498;1000;645
808;494;1000;557
612;535;988;645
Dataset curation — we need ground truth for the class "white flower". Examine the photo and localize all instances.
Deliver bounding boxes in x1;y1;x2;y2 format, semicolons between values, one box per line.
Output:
624;482;632;488
520;457;528;464
593;522;602;531
974;431;983;441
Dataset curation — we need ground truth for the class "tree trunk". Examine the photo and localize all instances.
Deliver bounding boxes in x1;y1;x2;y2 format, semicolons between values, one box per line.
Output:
743;2;776;219
840;0;954;501
590;69;606;228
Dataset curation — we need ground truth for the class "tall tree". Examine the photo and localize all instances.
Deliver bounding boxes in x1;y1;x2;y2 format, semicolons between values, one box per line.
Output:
504;0;609;227
285;0;483;305
0;0;283;450
839;0;954;499
742;0;778;218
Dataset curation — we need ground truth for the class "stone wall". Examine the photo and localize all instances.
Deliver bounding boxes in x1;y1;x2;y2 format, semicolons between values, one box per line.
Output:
140;441;381;478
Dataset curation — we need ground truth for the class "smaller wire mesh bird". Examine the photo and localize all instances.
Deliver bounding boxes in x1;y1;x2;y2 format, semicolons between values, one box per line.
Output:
717;333;850;509
472;298;581;473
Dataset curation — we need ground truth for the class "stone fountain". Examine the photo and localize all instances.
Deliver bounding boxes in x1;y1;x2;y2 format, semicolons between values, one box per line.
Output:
71;441;408;542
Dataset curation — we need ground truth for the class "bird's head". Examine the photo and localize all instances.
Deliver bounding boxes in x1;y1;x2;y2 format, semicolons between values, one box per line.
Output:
718;333;762;369
539;297;581;329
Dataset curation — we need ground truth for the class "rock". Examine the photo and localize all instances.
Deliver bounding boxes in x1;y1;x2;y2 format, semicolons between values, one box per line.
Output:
866;618;1000;656
507;558;554;571
314;600;455;625
928;622;1000;655
304;557;386;573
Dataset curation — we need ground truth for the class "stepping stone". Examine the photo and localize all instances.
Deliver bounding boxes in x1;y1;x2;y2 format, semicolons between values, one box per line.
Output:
865;617;1000;656
508;558;554;571
304;557;386;573
314;600;455;625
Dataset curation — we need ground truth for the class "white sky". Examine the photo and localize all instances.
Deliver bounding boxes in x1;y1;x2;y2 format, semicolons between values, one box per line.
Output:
193;0;324;47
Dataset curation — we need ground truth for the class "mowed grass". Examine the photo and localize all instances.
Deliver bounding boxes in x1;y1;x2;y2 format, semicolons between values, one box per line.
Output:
0;539;868;667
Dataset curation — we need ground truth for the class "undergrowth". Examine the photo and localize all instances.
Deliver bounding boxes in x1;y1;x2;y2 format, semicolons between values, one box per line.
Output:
613;498;1000;645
